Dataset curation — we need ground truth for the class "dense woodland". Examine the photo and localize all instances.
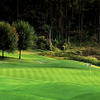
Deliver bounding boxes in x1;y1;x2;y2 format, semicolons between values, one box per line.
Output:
0;0;100;50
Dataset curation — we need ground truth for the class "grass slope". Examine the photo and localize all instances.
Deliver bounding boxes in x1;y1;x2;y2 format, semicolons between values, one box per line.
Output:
0;51;100;100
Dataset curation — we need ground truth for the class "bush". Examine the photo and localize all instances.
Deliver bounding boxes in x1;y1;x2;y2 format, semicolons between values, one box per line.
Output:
39;50;100;66
35;36;50;50
62;43;71;50
50;46;60;52
82;48;97;56
69;55;100;66
39;51;55;56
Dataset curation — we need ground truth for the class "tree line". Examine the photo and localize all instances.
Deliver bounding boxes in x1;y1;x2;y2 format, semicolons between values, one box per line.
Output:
0;21;34;59
0;0;100;50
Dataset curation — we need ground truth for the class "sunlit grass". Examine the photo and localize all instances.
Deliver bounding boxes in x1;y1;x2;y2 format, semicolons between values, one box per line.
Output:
0;50;100;100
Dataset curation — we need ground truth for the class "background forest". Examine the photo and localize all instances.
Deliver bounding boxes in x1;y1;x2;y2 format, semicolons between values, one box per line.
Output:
0;0;99;49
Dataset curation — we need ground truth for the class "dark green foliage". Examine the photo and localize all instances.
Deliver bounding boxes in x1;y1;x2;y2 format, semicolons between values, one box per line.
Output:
13;20;34;59
0;22;18;58
41;24;51;36
0;0;99;48
35;36;50;50
39;47;100;66
13;20;34;50
69;55;100;66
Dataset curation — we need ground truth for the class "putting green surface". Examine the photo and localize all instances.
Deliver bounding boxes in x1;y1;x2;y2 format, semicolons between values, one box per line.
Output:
0;51;100;100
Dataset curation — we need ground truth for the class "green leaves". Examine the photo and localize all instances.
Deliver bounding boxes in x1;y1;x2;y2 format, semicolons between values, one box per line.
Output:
13;20;34;50
0;22;18;53
12;20;35;59
0;20;34;58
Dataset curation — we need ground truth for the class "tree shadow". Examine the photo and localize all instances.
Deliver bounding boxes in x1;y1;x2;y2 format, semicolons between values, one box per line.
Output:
0;56;8;60
0;56;19;61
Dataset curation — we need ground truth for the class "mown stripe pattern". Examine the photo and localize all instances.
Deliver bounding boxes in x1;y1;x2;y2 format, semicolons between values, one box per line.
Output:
0;68;100;85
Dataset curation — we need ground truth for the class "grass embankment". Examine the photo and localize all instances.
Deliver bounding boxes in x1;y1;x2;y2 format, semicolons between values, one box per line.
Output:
0;50;100;100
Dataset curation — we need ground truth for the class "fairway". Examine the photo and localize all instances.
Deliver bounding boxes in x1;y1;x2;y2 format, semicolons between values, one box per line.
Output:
0;51;100;100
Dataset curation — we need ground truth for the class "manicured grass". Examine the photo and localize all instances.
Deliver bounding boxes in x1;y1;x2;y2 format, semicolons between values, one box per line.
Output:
0;50;100;100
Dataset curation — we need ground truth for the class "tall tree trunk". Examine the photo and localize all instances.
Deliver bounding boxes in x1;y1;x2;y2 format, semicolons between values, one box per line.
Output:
58;17;62;40
46;0;49;24
48;1;53;49
2;50;4;58
19;49;21;59
65;2;68;43
58;1;63;40
99;1;100;46
79;0;82;47
17;0;19;19
68;24;70;44
80;8;84;46
99;17;100;46
49;28;52;50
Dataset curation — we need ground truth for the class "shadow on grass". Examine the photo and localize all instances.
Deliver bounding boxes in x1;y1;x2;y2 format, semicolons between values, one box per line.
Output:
0;56;99;71
0;56;9;60
0;56;20;61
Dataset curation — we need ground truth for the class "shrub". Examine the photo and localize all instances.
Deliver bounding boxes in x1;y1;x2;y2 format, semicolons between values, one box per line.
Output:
39;50;100;66
39;51;55;56
62;43;71;50
35;36;50;50
69;55;100;66
50;45;60;52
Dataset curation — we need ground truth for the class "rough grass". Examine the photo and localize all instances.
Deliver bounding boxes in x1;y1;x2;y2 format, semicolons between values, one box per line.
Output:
39;50;100;66
0;50;100;100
